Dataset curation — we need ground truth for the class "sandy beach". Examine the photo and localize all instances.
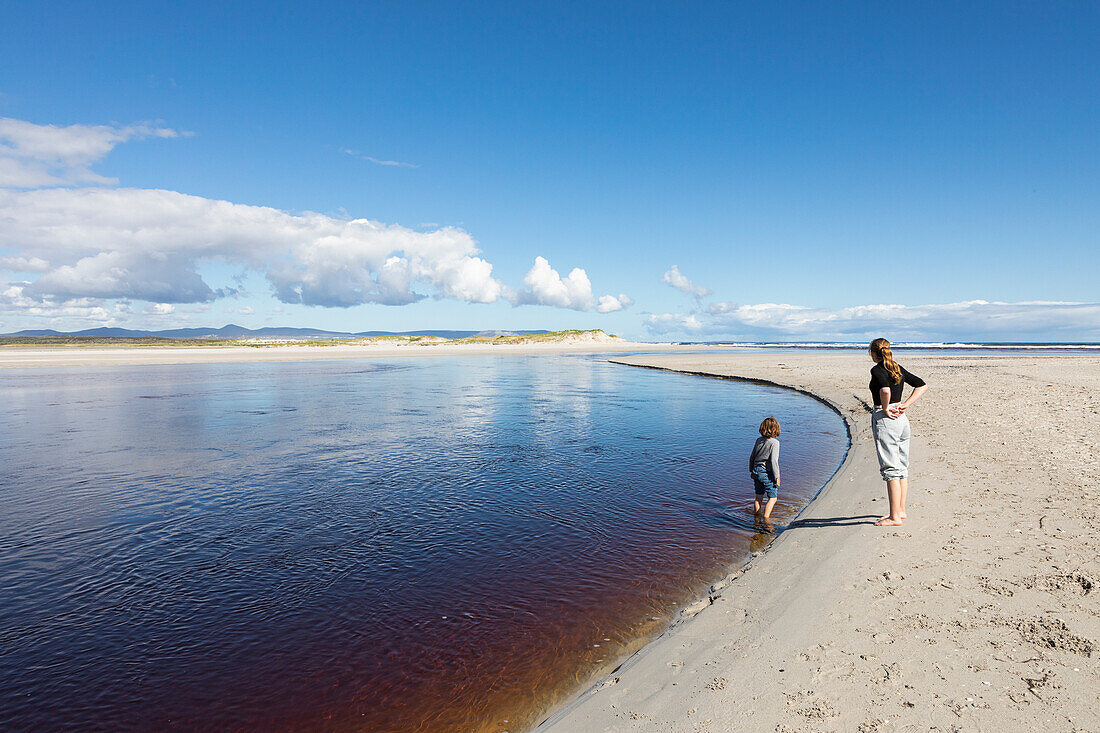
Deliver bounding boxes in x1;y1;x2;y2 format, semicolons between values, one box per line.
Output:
539;351;1099;732
4;345;1096;730
0;340;697;369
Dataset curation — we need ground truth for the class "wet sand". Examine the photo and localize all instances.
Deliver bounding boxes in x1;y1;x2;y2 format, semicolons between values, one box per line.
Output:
540;352;1099;732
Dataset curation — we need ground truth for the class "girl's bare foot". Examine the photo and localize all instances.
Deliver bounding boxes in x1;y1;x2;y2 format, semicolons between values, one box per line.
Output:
878;512;907;521
875;517;903;527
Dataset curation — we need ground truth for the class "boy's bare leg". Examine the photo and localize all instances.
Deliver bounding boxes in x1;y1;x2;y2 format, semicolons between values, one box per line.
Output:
762;497;777;520
876;479;904;526
753;497;762;516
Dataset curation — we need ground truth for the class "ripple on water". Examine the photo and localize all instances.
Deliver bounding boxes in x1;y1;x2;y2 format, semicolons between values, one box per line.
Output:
0;355;846;731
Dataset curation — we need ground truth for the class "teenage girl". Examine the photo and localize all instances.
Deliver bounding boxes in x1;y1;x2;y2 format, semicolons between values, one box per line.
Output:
868;338;928;526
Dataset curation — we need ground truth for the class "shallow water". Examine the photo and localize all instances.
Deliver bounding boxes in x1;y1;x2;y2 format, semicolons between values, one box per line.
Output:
0;355;846;731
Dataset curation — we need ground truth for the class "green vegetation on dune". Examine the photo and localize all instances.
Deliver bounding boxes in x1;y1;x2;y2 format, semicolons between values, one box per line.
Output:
347;334;449;345
449;329;618;344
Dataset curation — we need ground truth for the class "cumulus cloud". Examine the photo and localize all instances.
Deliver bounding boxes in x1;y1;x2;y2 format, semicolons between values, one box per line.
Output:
0;187;506;307
645;312;704;333
512;256;631;313
1;282;131;326
30;249;224;303
0;255;51;272
514;256;594;310
597;293;634;313
662;265;712;298
0;116;628;328
0;118;186;188
645;300;1100;341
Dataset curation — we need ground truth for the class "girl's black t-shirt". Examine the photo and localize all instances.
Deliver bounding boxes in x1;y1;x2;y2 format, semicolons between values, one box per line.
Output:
869;364;926;406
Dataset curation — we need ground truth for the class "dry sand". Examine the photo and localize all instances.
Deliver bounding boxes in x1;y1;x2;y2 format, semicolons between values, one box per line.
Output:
0;340;699;369
539;352;1099;733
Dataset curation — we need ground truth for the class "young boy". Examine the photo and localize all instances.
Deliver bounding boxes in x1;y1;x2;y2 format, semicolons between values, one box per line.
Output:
750;417;781;520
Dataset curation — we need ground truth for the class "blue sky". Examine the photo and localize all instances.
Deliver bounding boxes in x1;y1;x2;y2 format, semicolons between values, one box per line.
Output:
1;1;1097;340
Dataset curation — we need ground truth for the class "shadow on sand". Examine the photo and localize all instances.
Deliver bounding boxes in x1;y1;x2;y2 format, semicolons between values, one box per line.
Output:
745;513;879;551
785;514;879;528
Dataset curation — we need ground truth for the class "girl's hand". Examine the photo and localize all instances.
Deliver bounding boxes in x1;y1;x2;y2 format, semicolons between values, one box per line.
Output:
885;404;903;418
776;478;781;487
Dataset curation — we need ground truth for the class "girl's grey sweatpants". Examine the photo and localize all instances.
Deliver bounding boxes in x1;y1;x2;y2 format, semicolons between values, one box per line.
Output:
871;407;910;481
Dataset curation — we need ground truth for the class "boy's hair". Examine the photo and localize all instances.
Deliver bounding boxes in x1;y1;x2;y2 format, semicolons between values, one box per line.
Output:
759;416;781;438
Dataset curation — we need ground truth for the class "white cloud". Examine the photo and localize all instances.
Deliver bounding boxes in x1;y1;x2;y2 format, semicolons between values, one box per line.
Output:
645;312;703;333
662;265;712;298
0;116;626;328
0;255;51;272
512;256;631;313
597;293;634;313
151;303;175;315
514;256;594;310
0;283;131;326
238;306;255;315
0;118;187;188
0;187;507;307
645;300;1100;341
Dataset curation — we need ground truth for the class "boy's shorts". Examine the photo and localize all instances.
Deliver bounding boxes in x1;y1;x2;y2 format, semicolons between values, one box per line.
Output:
752;464;778;499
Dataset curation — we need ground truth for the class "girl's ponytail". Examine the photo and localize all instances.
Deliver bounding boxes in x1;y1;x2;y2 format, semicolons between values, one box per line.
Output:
869;337;903;384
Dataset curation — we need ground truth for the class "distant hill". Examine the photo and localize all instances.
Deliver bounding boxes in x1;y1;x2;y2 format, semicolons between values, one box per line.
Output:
4;324;552;340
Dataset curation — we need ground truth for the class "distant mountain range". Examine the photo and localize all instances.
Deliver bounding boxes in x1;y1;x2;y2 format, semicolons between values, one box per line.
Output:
3;324;552;340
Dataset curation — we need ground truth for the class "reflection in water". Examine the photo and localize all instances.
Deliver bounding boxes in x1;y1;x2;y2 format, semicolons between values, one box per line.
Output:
0;355;846;731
